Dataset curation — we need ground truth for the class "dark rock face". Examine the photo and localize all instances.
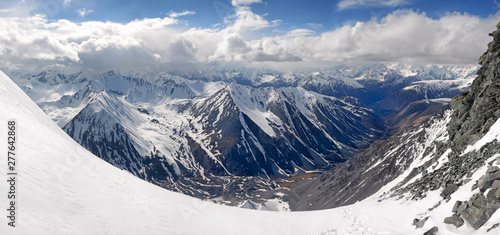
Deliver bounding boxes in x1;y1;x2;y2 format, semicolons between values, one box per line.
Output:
443;23;500;230
449;22;500;152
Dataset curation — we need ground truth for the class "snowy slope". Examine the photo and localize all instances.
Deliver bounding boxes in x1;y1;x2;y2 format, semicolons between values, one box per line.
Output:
2;70;499;234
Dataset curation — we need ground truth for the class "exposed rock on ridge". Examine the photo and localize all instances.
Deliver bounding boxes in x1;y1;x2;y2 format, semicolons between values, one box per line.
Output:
288;22;500;232
449;22;500;151
385;23;500;230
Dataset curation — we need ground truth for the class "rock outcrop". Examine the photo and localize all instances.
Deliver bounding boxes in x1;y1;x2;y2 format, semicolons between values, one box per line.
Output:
392;22;500;230
288;21;500;231
449;22;500;150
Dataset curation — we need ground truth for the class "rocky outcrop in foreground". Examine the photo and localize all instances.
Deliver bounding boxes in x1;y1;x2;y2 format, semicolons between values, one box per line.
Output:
289;22;500;231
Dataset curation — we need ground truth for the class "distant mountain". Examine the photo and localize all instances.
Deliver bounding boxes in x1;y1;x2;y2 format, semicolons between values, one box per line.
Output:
373;79;472;112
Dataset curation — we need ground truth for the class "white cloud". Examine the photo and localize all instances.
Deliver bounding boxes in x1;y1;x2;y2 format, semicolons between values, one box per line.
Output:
78;35;161;68
225;6;279;33
231;0;262;7
166;37;198;63
210;33;251;62
76;8;93;18
315;11;497;64
286;29;316;37
168;10;195;18
0;0;36;17
338;0;410;11
0;8;498;71
63;0;71;8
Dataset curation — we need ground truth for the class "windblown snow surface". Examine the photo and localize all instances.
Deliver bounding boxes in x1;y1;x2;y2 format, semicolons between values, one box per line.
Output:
1;70;499;235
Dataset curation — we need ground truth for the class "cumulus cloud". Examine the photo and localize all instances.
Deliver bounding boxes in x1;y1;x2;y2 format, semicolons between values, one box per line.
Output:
166;38;198;63
0;14;79;70
301;10;497;64
210;33;251;62
78;35;161;68
0;7;498;71
338;0;410;11
224;6;279;33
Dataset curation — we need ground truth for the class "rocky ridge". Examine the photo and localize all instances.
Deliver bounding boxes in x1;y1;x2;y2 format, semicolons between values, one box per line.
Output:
392;22;500;230
289;22;500;231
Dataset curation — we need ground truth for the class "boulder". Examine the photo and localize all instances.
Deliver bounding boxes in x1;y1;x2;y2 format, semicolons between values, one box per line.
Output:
413;217;428;228
444;214;464;227
491;180;500;189
461;205;485;229
441;183;459;198
452;201;462;213
478;171;500;192
461;193;500;230
487;166;499;174
423;226;438;235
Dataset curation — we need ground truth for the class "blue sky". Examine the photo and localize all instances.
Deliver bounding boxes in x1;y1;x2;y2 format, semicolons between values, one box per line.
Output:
27;0;500;31
0;0;500;71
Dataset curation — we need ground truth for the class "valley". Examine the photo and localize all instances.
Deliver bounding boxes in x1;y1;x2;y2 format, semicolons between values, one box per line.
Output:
9;64;477;207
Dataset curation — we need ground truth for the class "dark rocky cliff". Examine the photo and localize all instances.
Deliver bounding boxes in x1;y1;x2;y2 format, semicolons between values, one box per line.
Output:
449;21;500;151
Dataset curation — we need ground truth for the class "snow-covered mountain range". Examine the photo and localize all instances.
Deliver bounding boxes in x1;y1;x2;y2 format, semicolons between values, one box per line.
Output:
8;63;478;204
11;68;388;201
3;18;500;235
0;56;499;233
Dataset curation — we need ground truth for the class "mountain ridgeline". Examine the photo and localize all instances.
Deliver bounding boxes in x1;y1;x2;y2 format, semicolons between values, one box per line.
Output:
11;64;476;204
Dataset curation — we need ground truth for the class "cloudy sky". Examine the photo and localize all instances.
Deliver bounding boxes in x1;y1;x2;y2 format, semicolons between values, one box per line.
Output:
1;0;499;71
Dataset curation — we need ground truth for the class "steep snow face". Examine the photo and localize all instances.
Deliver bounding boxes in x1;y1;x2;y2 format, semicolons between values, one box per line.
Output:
62;90;146;174
228;83;282;137
186;82;385;178
1;70;496;235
